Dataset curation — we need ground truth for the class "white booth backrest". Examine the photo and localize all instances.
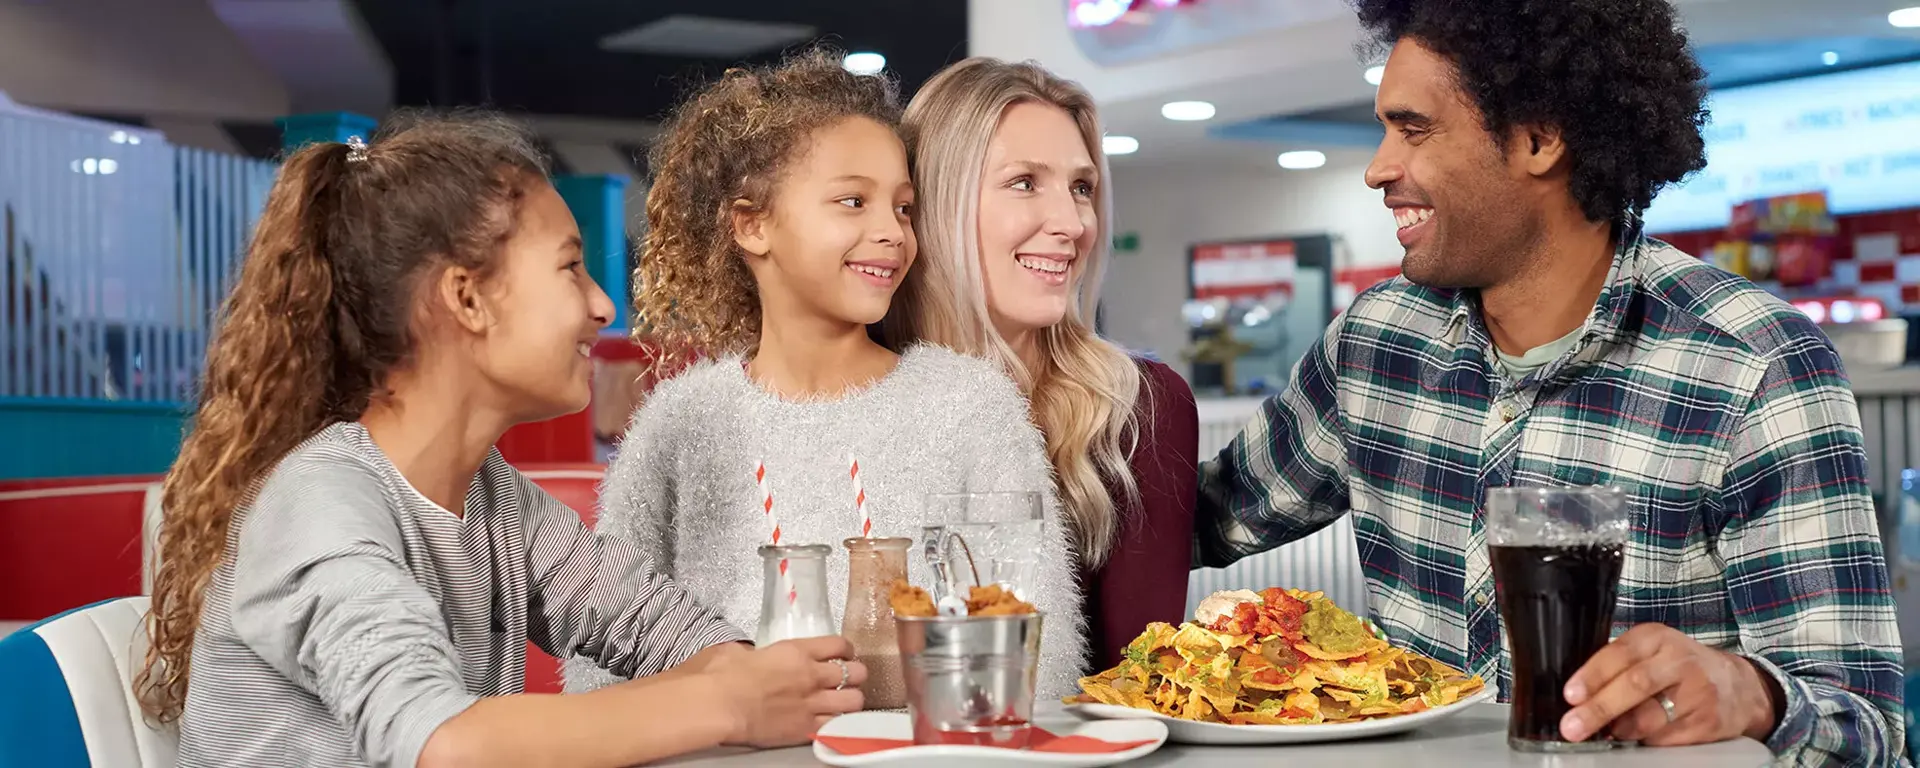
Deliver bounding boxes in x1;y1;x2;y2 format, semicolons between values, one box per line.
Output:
1188;398;1368;617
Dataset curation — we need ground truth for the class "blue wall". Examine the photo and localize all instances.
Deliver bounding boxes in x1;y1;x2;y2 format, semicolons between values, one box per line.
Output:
0;399;185;479
553;174;632;332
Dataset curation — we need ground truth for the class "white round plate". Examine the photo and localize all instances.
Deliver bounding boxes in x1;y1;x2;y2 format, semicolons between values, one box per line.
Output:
1066;686;1495;745
812;710;1168;767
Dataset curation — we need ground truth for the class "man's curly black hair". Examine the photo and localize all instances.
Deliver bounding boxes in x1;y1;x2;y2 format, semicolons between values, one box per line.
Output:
1355;0;1710;225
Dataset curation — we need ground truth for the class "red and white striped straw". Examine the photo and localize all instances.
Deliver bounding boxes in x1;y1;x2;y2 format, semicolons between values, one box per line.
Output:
756;462;794;604
850;455;870;538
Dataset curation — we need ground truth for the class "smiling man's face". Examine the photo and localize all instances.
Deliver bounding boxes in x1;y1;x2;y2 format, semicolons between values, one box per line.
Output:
1363;38;1544;289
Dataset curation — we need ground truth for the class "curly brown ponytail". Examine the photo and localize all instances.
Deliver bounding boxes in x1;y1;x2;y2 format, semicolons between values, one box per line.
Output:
635;46;902;371
136;110;547;723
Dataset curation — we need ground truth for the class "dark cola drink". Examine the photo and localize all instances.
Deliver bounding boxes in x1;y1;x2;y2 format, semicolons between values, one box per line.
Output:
1492;542;1624;751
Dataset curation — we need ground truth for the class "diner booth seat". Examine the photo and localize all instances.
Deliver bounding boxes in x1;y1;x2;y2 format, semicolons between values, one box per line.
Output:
0;596;176;768
0;477;155;637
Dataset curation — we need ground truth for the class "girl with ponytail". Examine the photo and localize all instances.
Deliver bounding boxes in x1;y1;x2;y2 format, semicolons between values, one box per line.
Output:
138;110;864;768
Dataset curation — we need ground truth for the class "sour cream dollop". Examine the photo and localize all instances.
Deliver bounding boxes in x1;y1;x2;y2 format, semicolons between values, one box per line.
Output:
1193;589;1263;625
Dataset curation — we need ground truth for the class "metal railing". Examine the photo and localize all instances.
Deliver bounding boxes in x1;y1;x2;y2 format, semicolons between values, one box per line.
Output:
0;97;275;405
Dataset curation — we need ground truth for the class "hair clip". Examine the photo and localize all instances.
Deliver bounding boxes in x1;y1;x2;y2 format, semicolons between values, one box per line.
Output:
345;135;370;163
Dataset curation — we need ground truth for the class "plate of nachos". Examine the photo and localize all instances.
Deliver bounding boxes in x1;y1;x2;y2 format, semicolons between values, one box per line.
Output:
1063;588;1490;745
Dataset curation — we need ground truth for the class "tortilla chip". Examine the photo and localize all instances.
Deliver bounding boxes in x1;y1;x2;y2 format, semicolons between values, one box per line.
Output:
1294;637;1387;661
1072;587;1485;727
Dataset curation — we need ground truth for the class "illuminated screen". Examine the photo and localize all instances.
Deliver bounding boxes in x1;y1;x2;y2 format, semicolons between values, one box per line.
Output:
1644;59;1920;232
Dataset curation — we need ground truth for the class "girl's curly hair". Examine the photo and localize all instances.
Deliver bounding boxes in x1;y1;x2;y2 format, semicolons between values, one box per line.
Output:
635;47;902;369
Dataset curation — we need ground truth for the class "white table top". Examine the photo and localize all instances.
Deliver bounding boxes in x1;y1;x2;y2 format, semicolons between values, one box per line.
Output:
653;702;1772;767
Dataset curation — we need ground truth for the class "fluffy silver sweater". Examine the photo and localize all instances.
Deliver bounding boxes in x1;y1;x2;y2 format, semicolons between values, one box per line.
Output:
564;344;1088;698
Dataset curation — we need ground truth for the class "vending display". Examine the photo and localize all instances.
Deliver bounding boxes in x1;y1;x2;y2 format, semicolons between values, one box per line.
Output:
1710;191;1839;287
1182;235;1334;396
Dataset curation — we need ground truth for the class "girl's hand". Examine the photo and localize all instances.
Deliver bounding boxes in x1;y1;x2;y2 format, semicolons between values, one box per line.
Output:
710;636;867;747
679;641;752;675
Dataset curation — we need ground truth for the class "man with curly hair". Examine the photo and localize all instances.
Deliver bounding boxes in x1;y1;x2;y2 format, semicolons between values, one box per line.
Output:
1194;0;1904;763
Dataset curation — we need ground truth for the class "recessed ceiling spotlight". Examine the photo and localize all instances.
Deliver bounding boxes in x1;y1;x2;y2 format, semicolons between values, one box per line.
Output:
1822;51;1840;66
1102;135;1140;155
1892;6;1920;27
1278;150;1327;170
1364;65;1386;86
843;51;886;75
1161;101;1216;121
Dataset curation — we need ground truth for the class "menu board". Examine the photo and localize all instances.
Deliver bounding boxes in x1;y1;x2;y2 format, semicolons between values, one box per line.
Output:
1644;60;1920;232
1191;239;1296;301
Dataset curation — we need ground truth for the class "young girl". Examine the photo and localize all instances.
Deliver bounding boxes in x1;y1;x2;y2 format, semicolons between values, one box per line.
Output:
139;112;864;768
565;50;1087;698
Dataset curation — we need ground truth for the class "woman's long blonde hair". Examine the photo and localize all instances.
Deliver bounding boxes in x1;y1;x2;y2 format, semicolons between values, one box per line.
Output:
883;58;1143;567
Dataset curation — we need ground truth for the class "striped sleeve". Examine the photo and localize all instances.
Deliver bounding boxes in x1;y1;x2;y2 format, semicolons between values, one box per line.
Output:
228;456;480;768
1195;319;1353;569
1715;335;1906;765
515;471;748;680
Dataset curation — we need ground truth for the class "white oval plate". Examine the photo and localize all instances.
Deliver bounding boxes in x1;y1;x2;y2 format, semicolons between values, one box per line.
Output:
1065;686;1495;745
813;711;1169;767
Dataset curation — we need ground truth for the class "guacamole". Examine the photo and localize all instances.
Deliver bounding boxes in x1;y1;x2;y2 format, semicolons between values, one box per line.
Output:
1301;599;1370;654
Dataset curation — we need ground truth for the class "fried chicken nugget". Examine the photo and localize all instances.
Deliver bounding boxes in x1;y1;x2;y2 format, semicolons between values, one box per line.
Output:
889;579;935;617
967;584;1038;616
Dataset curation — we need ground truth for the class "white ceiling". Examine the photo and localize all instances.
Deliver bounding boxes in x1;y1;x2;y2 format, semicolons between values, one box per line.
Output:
969;0;1920;174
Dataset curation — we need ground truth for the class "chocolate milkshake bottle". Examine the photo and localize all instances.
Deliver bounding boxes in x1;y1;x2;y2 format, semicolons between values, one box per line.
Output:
842;536;911;709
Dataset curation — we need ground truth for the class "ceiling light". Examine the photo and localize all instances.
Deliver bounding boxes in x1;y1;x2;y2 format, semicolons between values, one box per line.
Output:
1822;51;1840;66
1278;150;1327;170
1892;6;1920;27
598;14;816;58
843;51;886;76
1161;100;1216;121
1102;135;1140;155
98;158;118;175
1364;65;1385;86
1071;0;1131;27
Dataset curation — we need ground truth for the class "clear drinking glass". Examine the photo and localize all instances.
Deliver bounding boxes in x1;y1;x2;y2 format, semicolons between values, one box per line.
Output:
922;492;1044;605
1487;486;1629;753
756;543;835;647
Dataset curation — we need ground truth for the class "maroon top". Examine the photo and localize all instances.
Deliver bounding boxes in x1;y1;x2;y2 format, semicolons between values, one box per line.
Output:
1077;358;1199;669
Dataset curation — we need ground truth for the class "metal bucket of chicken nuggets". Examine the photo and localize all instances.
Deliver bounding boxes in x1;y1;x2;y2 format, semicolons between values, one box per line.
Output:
895;612;1044;748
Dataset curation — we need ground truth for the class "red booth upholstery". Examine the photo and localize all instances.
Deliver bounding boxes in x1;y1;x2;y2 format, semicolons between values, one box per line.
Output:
0;476;156;633
0;464;608;695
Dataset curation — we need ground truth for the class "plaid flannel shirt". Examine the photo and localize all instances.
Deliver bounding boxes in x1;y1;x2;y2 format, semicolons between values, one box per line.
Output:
1196;229;1905;765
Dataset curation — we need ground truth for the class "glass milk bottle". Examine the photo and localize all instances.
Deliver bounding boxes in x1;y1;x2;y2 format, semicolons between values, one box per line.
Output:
756;544;835;646
841;536;910;709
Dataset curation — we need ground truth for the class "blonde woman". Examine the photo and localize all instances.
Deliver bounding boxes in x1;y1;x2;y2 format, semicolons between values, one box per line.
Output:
883;58;1198;668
